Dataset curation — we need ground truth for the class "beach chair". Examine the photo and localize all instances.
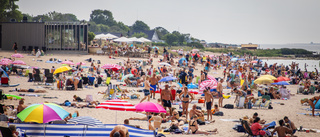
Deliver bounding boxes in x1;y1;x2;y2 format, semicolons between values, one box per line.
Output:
35;69;40;75
44;69;50;77
237;97;245;108
78;80;83;89
241;120;260;137
1;77;9;86
97;77;103;85
252;100;262;109
33;74;42;85
0;127;13;137
28;73;33;81
88;77;95;85
45;75;54;84
82;77;89;85
260;100;271;109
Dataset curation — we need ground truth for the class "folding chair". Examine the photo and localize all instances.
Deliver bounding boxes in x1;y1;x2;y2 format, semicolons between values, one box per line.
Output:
45;76;54;84
82;77;89;85
88;77;95;85
260;100;271;109
28;73;33;82
78;80;83;89
33;74;42;84
1;77;9;86
241;120;260;137
22;46;27;53
237;97;245;108
44;69;50;77
0;127;13;137
97;77;102;85
252;99;262;109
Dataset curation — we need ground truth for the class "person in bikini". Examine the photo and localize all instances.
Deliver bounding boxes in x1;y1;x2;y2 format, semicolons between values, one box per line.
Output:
203;89;214;121
188;115;217;135
178;86;193;119
308;95;320;116
17;88;46;93
148;113;162;130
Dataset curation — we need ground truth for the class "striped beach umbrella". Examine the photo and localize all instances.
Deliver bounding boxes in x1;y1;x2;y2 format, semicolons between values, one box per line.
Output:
11;53;24;58
101;64;122;71
199;80;218;92
1;58;12;64
96;100;135;124
61;61;74;65
68;116;104;127
12;60;26;65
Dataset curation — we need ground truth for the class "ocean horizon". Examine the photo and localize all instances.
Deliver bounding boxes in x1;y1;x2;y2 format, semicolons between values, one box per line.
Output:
259;43;320;52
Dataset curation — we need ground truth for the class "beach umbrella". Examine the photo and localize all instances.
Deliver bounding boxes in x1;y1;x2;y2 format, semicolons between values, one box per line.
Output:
177;83;198;89
158;76;177;83
152;46;159;49
103;33;119;39
113;37;132;42
61;61;74;65
171;50;177;52
0;61;9;65
76;62;86;65
12;60;26;65
138;37;152;42
129;37;144;42
158;62;171;67
96;99;136;123
11;53;24;58
239;58;245;61
199;80;218;92
191;53;200;57
272;81;290;85
135;102;166;113
101;64;114;69
207;75;218;82
178;58;188;65
251;60;258;63
192;49;199;52
260;75;277;80
254;77;274;84
68;116;104;127
1;58;13;63
94;33;106;39
275;76;290;82
53;66;72;74
231;58;238;61
17;103;69;123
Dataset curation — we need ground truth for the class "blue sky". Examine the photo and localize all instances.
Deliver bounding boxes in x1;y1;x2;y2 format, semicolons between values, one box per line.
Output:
17;0;320;44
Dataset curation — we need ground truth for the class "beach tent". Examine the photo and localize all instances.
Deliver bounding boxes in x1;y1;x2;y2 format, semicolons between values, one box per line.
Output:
138;37;152;42
103;33;119;39
129;37;144;42
113;37;132;43
178;58;188;65
68;116;104;127
94;34;106;39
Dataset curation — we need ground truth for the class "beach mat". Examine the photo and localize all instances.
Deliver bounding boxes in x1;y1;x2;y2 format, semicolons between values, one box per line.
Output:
297;113;320;116
219;119;240;122
0;84;20;87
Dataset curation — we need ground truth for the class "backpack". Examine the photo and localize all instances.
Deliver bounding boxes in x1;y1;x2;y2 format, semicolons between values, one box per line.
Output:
223;104;234;109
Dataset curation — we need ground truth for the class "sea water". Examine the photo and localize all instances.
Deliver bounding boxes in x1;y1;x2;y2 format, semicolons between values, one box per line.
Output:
260;43;320;53
262;59;320;72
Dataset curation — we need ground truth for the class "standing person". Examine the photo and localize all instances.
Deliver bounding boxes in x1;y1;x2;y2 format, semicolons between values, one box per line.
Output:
149;74;158;99
179;86;193;119
161;84;173;116
179;68;187;85
110;125;129;137
284;116;297;136
203;89;214;121
140;76;152;103
12;42;18;53
271;120;292;137
217;79;224;107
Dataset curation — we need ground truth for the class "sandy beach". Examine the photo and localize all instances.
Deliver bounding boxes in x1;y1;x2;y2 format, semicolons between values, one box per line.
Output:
1;51;320;137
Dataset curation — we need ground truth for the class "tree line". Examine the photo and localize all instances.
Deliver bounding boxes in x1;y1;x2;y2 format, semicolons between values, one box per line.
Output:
0;0;203;48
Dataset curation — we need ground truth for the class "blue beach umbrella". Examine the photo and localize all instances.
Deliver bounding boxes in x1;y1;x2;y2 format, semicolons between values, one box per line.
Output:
271;81;290;85
177;83;198;89
231;58;238;61
158;76;177;83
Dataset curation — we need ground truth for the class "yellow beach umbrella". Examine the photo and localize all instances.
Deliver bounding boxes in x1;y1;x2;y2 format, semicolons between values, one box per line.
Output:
53;66;72;74
254;77;274;84
259;75;277;80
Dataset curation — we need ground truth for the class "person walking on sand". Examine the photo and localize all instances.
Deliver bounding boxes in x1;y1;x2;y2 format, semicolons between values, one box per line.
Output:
12;42;18;53
204;89;214;122
161;84;173;116
149;73;159;99
110;125;129;137
217;79;224;107
140;76;152;103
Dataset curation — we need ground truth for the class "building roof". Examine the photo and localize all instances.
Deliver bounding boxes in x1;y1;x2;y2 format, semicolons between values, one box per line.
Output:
128;30;156;41
241;44;258;48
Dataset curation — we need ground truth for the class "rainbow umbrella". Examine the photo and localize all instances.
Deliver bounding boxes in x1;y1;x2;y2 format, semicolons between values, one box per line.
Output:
17;103;69;123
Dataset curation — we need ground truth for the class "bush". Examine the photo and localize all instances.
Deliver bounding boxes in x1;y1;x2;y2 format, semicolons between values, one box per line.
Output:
152;42;168;47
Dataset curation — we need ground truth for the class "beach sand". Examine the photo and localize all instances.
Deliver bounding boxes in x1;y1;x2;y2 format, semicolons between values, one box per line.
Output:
1;51;320;137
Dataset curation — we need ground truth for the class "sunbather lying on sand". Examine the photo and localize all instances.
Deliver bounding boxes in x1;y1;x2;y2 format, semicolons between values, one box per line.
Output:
17;88;46;93
188;115;217;135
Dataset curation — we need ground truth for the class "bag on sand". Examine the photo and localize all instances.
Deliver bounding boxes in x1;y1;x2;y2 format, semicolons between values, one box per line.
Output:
223;104;234;109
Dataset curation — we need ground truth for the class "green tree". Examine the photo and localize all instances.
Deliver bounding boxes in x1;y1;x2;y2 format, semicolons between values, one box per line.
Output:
22;13;33;22
90;9;116;26
132;20;150;31
88;22;100;32
32;14;52;22
97;24;110;32
88;31;95;42
164;33;178;46
0;0;22;22
132;32;148;38
154;27;169;40
117;21;130;32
